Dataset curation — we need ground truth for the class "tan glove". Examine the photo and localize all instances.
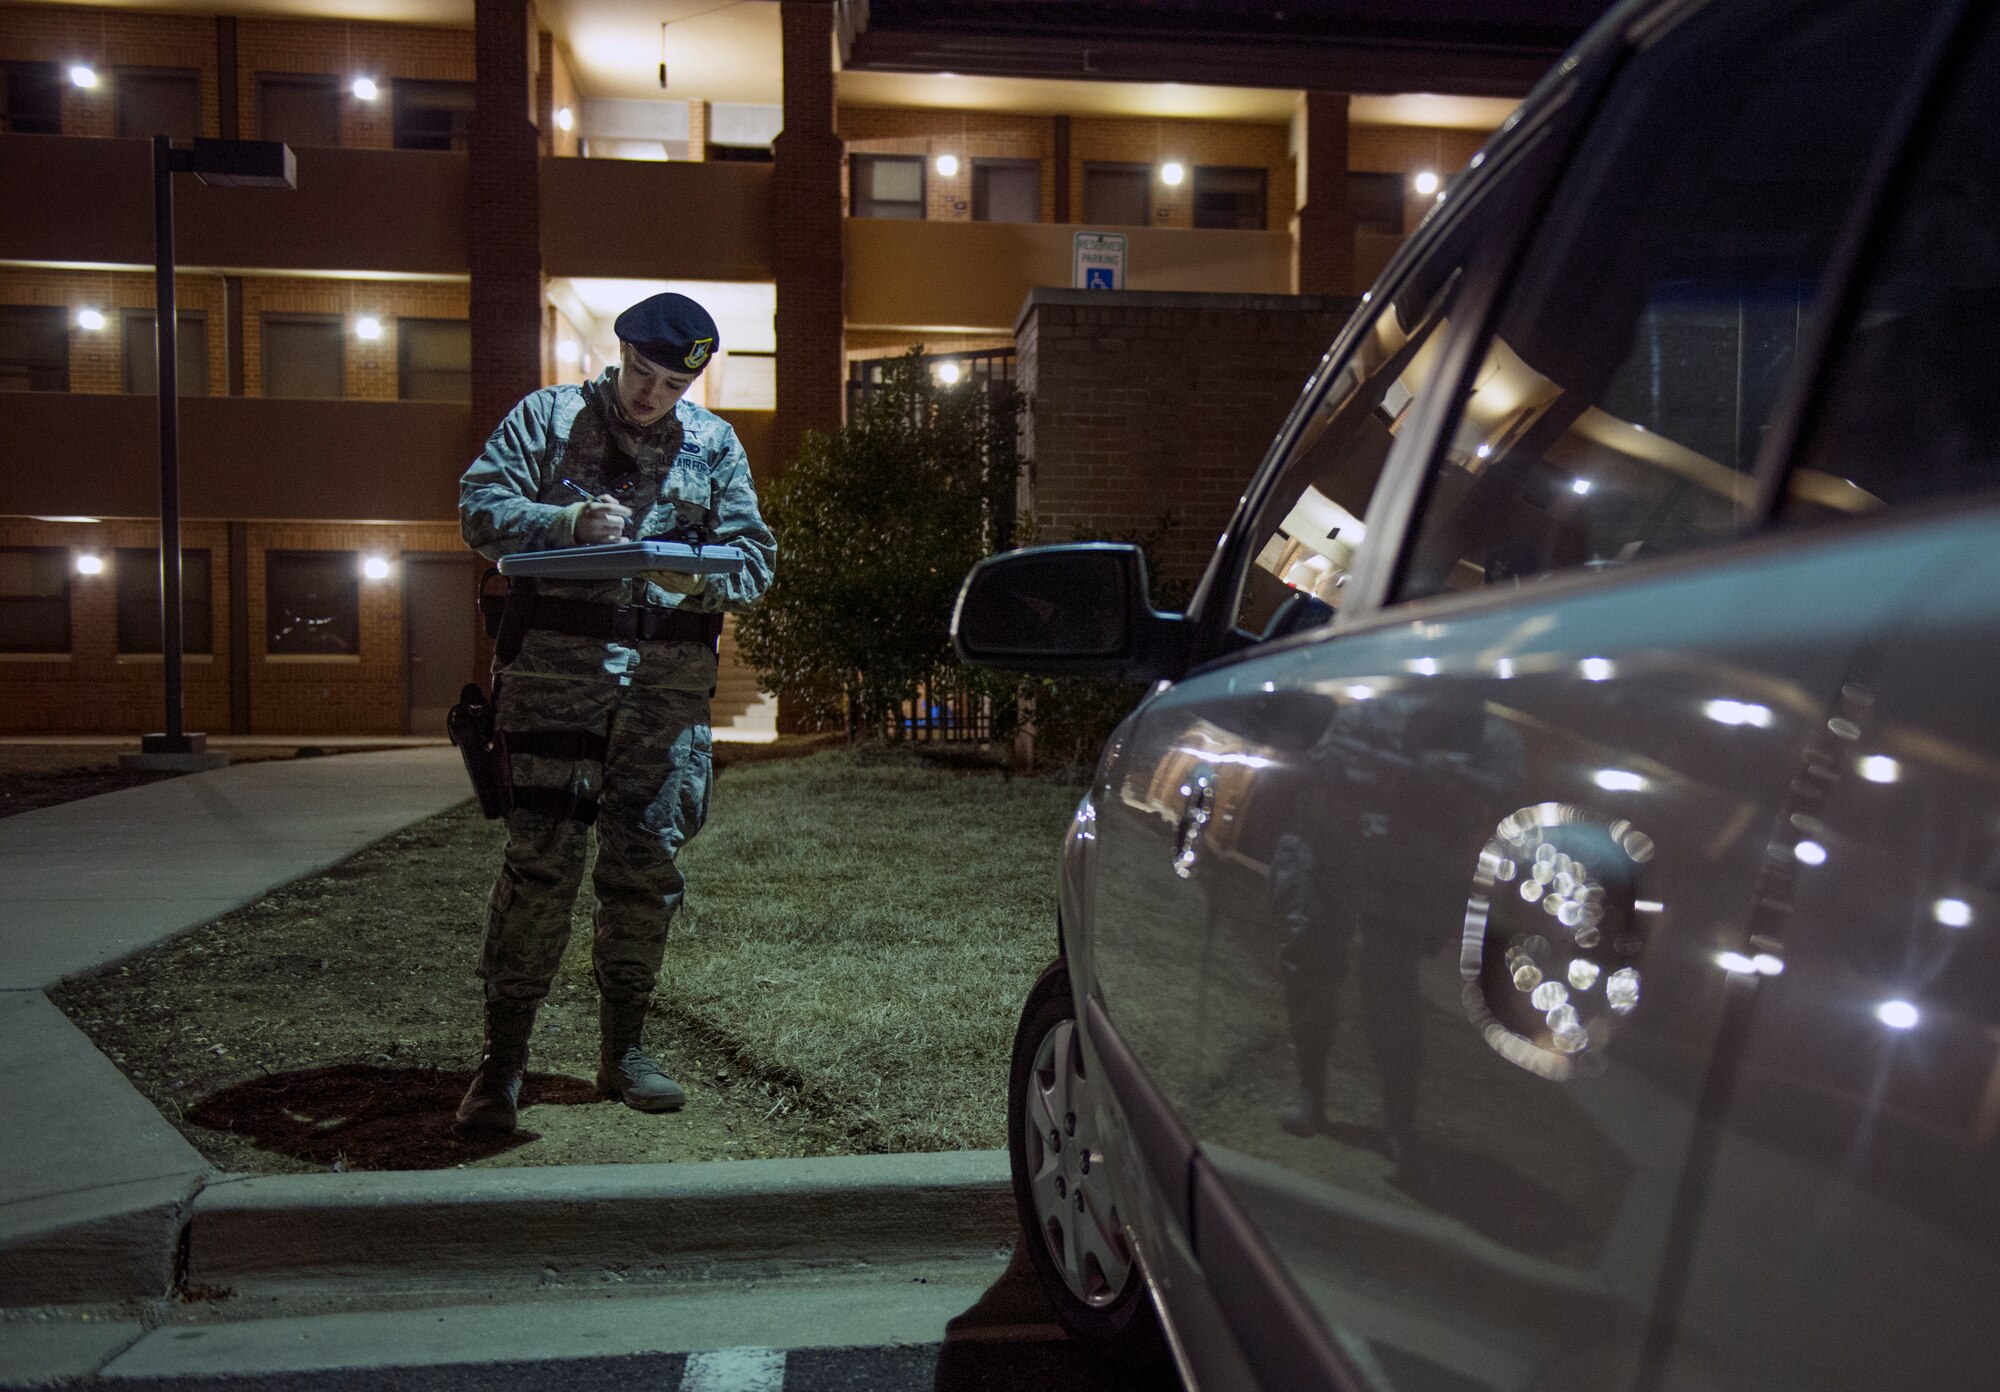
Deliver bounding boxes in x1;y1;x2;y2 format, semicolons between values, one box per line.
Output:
641;570;706;595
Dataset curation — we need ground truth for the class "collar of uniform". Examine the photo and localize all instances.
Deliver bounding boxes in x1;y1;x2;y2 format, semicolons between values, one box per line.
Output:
592;368;684;459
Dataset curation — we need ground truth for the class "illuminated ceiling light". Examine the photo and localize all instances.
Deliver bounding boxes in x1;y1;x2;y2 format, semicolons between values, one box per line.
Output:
69;64;98;89
1857;754;1900;783
935;361;961;384
1794;839;1828;866
354;316;383;341
555;106;575;132
1592;769;1648;792
1475;443;1492;459
1408;657;1438;676
1580;657;1614;681
1751;953;1784;976
1494;657;1515;679
74;552;104;576
1716;951;1756;974
555;340;580;364
33;516;101;524
77;308;106;331
1571;477;1593;495
1635;899;1665;914
1703;698;1774;728
1876;999;1919;1030
934;153;959;177
1160;161;1186;186
361;555;391;581
1934;898;1973;928
1412;169;1440;196
352;76;379;101
1344;683;1375;701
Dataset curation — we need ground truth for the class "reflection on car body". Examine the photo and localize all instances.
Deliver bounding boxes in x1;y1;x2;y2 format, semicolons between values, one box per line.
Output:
955;0;2000;1389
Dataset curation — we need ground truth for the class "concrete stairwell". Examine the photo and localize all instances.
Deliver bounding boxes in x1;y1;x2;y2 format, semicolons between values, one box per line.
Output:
713;617;778;742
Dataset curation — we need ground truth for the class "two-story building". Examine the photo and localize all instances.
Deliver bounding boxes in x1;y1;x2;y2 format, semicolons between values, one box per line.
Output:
0;0;1597;735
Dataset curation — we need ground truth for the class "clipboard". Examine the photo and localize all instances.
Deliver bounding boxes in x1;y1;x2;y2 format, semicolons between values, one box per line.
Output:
498;541;749;581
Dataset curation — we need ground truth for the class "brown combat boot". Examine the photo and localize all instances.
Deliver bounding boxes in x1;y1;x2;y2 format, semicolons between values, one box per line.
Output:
454;998;538;1133
596;999;687;1112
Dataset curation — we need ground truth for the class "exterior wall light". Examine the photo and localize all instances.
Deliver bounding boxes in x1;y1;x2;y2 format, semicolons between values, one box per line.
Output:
77;308;107;331
361;555;392;581
555;106;575;132
70;64;98;89
1413;169;1441;196
352;77;379;101
355;316;383;341
75;552;105;576
935;361;961;384
935;153;959;177
1160;161;1186;186
556;340;580;364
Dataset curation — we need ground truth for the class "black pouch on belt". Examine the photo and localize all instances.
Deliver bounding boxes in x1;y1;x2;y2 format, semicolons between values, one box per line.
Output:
446;682;511;819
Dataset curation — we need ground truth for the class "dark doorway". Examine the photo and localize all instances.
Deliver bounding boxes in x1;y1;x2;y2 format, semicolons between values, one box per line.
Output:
404;553;476;735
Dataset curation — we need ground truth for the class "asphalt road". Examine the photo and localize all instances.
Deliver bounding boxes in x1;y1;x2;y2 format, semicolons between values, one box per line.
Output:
83;1339;1183;1391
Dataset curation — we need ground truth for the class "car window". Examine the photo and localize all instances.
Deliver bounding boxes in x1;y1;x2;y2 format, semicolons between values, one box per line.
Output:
1394;0;1934;604
1230;236;1474;640
1780;12;2000;521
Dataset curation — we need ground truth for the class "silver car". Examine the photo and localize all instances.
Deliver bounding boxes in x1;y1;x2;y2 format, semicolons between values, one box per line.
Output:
955;0;2000;1388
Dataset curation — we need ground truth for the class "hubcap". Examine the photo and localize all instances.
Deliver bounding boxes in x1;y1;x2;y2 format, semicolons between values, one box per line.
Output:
1024;1017;1134;1307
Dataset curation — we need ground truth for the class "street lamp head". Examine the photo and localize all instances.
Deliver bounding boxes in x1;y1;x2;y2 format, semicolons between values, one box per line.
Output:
189;138;297;189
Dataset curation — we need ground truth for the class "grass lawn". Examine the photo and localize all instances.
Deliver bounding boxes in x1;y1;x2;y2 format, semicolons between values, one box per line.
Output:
53;745;1082;1171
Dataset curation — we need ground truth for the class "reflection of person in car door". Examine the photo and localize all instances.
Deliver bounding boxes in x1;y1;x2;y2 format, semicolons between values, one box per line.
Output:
1271;694;1522;1184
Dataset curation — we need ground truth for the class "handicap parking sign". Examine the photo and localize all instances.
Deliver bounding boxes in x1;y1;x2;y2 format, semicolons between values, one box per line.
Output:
1073;231;1127;290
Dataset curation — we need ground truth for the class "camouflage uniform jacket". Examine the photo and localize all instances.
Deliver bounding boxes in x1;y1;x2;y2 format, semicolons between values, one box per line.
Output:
460;369;777;690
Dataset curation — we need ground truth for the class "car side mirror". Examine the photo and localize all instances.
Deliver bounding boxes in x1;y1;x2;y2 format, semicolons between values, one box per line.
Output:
953;543;1190;683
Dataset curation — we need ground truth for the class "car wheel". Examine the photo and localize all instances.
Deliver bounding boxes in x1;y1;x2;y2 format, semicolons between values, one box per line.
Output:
1009;958;1175;1370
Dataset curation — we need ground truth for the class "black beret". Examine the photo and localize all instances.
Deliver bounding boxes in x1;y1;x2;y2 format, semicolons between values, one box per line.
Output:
614;292;719;374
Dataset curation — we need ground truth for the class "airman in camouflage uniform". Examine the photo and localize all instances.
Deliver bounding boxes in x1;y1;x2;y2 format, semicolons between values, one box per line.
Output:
454;293;775;1133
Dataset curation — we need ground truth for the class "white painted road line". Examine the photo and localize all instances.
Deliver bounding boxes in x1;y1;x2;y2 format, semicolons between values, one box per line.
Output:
681;1346;787;1392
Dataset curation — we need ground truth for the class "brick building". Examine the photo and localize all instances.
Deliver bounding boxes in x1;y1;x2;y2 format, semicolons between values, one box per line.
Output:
0;0;1596;735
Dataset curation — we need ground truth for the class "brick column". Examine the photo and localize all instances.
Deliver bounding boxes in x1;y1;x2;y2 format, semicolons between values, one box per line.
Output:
772;0;844;471
1294;91;1356;297
471;0;544;442
689;99;709;161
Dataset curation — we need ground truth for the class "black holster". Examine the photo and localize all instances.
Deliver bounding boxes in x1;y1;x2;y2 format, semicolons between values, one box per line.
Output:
481;568;535;666
447;681;511;819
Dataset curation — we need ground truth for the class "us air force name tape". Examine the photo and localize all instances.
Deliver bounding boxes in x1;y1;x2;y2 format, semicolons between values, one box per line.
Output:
614;292;719;374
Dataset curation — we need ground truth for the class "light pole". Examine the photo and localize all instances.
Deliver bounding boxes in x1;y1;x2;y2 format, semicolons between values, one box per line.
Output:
123;137;295;772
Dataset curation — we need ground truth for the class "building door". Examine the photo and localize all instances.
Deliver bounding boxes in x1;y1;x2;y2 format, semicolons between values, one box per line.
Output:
403;553;475;735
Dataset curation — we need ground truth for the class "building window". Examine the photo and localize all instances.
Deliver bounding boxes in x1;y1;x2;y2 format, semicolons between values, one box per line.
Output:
0;547;70;653
398;318;471;401
2;60;62;135
1193;166;1268;231
1082;163;1151;227
122;311;210;396
709;143;774;162
266;551;359;655
393;79;474;152
115;67;200;141
1347;172;1406;236
973;159;1040;224
261;314;344;399
851;154;925;219
259;73;340;148
0;306;68;391
115;548;213;654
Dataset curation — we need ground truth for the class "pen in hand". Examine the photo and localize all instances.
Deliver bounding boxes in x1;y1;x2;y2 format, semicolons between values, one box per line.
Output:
558;477;633;542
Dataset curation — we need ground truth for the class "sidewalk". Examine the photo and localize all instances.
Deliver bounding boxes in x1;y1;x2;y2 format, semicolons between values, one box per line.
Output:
0;748;468;1302
0;747;1020;1386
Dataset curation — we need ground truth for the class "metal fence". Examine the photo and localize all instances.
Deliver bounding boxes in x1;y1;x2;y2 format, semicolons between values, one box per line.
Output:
880;675;995;743
846;347;1017;418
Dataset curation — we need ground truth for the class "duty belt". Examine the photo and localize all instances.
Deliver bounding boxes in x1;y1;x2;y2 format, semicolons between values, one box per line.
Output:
526;595;724;646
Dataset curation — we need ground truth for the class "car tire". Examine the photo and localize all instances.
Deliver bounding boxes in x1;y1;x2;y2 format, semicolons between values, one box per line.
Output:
1008;958;1177;1375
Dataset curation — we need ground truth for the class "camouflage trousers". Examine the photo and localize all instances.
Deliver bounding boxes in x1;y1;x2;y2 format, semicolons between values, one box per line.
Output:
479;671;712;1007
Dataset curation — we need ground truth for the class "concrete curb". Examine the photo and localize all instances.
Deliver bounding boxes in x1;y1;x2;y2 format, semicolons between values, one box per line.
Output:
188;1150;1015;1296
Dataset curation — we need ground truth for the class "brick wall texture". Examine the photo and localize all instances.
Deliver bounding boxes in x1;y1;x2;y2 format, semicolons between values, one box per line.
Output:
0;515;461;734
0;5;472;148
1018;293;1358;585
0;267;467;399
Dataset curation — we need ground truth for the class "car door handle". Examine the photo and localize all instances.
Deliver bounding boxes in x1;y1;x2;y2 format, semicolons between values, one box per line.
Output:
1173;770;1216;879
